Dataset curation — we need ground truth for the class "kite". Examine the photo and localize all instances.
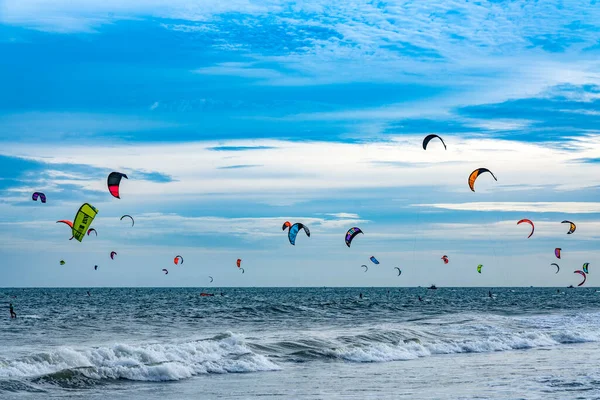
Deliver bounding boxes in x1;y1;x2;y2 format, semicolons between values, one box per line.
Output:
583;262;590;274
120;215;134;227
345;227;363;248
174;255;184;265
422;134;447;150
361;265;368;272
87;228;97;236
517;219;535;238
60;260;65;265
394;267;402;276
110;251;117;260
162;269;168;275
555;248;561;259
477;264;483;274
468;168;497;192
32;192;46;203
209;276;213;283
72;203;98;242
240;268;245;274
282;221;291;231
574;270;586;286
370;256;380;265
57;220;74;229
107;172;128;199
441;255;449;264
237;259;242;268
94;265;98;270
288;223;310;245
551;263;560;274
561;220;576;235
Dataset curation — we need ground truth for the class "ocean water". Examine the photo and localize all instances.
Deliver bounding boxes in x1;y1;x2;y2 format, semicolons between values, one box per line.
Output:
2;287;600;399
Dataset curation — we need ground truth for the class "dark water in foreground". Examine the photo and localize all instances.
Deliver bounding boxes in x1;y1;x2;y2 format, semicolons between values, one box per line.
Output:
2;287;600;399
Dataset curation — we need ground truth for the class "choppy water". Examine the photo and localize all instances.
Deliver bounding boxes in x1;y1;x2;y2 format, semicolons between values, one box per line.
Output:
2;287;600;399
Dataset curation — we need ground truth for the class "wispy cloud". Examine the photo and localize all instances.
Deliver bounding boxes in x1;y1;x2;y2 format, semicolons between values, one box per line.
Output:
416;202;600;214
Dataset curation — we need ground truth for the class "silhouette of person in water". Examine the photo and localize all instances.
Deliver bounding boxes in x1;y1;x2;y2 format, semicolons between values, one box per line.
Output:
87;291;91;297
9;303;16;318
418;295;423;302
359;293;363;299
488;291;493;298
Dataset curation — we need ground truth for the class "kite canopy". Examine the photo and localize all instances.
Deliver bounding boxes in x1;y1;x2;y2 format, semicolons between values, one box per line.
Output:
574;270;586;286
441;255;449;264
517;219;535;238
477;264;483;273
282;221;292;231
110;251;117;260
555;248;562;259
583;262;590;274
72;203;98;242
94;265;98;270
57;220;73;229
174;255;184;265
236;259;242;268
60;260;65;265
422;134;447;150
370;256;379;265
240;268;245;274
345;227;363;247
394;267;402;276
209;276;213;283
107;172;128;199
120;215;134;227
162;269;168;275
561;220;576;234
468;168;497;192
32;192;46;203
87;228;97;236
288;223;310;245
551;263;560;274
361;265;368;272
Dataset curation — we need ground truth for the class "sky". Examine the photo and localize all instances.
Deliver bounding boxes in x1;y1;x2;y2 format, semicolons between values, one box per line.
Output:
1;0;599;287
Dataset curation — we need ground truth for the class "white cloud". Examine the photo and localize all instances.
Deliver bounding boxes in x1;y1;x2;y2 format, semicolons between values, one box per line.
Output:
2;134;600;202
416;202;600;214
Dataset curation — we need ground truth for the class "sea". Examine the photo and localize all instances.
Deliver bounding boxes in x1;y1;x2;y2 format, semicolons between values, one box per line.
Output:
2;287;600;399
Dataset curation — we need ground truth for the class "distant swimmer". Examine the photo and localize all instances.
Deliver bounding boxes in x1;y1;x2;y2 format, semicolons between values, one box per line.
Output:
9;303;16;318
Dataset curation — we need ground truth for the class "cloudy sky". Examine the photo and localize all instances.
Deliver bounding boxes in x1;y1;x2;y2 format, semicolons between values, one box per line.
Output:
1;0;599;287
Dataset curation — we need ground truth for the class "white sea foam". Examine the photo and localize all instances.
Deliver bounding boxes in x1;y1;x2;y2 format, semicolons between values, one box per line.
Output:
0;333;279;381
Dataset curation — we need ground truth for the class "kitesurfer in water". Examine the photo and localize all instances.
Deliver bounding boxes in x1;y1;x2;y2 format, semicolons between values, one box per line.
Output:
488;291;493;298
9;303;16;318
418;295;423;302
87;291;91;297
359;293;363;299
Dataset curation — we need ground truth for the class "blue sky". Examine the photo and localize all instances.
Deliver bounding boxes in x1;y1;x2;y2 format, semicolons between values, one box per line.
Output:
1;0;599;287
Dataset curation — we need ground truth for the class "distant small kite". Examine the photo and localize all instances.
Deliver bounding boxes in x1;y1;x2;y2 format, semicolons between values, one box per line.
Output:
107;172;128;199
32;192;46;203
517;219;535;238
422;134;446;150
561;220;576;235
468;168;497;192
370;256;379;265
345;227;363;247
